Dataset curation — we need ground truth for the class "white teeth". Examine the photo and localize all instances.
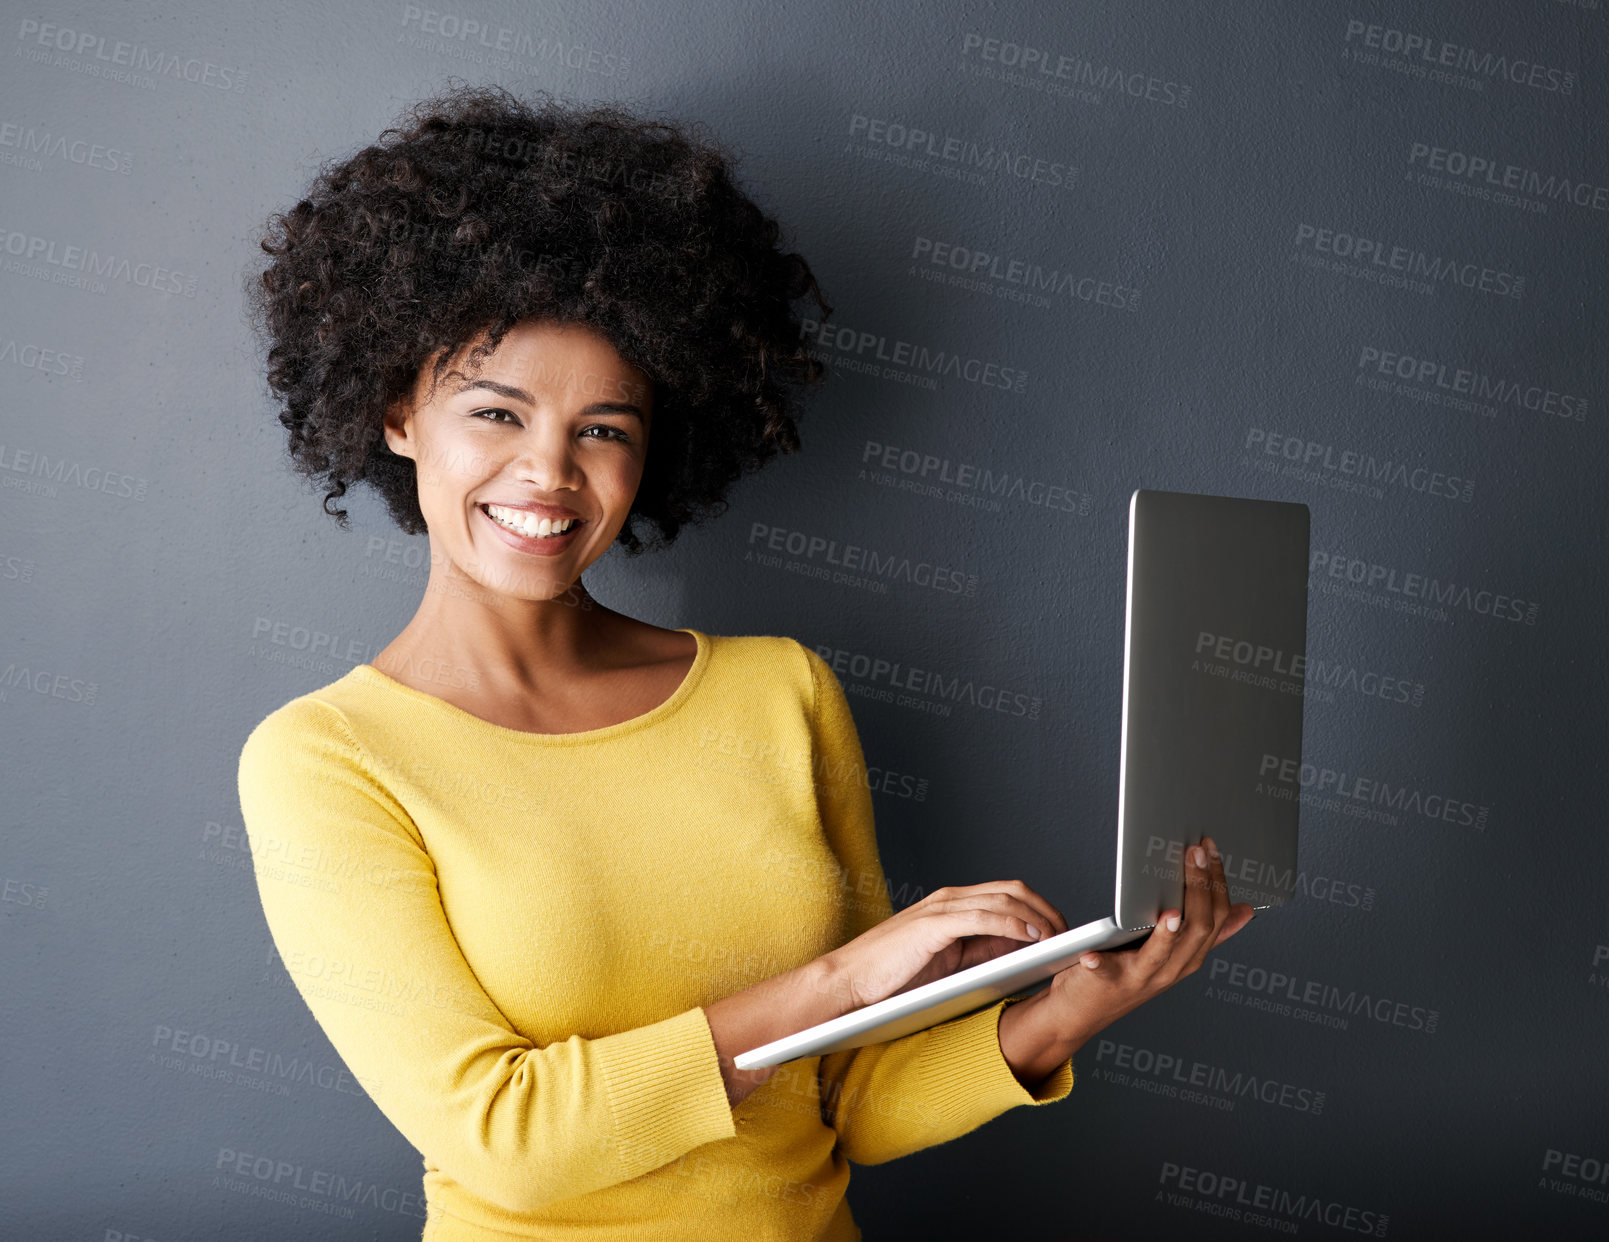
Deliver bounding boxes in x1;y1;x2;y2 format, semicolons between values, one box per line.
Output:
485;505;577;537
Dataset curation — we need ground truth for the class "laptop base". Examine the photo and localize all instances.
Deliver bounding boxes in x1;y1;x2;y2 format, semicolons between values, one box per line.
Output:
733;916;1151;1069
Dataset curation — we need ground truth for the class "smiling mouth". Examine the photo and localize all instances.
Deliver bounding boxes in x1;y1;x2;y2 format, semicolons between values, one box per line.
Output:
479;503;584;539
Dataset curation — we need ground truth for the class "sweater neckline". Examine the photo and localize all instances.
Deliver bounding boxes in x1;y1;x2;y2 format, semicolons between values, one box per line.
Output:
349;628;711;745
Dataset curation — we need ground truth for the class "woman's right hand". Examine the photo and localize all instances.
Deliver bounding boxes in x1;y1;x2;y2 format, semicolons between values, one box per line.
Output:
818;880;1069;1012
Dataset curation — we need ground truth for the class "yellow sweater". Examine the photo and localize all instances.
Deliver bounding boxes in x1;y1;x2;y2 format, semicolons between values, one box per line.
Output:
236;628;1073;1240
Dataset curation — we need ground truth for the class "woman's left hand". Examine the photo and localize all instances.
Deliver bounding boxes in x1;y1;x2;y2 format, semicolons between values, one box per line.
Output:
998;834;1255;1079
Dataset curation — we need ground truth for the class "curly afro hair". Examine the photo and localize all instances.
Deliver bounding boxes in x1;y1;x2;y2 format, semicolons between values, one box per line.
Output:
245;80;833;553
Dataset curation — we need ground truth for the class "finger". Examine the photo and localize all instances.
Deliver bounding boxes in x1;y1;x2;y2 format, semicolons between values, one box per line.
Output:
1211;903;1257;947
1177;838;1215;945
1083;842;1230;986
1062;945;1149;1027
1145;840;1214;985
1107;905;1185;981
999;879;1070;935
931;902;1056;947
1198;835;1232;939
933;889;1064;941
943;880;1068;936
1179;840;1235;976
987;891;1065;939
1206;836;1231;926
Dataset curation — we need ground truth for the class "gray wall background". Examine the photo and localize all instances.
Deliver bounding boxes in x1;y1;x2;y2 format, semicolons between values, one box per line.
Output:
3;0;1605;1237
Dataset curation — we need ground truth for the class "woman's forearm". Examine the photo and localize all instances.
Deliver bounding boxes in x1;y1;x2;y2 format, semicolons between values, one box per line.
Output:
703;952;857;1107
706;953;1086;1109
996;990;1083;1093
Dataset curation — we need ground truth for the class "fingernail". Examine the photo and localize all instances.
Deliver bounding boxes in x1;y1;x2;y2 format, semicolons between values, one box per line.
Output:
1206;837;1220;861
1166;914;1181;932
1028;925;1042;939
1191;846;1206;868
1083;955;1100;969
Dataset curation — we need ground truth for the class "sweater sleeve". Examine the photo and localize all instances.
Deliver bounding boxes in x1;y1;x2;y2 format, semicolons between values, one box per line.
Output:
798;645;1074;1166
236;695;737;1214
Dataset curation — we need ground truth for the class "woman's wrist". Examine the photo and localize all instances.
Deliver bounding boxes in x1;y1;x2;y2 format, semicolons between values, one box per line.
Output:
703;952;856;1107
997;990;1085;1093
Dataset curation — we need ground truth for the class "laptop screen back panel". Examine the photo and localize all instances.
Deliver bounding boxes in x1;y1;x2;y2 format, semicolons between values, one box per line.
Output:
1115;489;1311;930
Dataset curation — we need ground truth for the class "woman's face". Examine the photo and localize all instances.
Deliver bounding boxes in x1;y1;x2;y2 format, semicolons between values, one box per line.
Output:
383;318;654;602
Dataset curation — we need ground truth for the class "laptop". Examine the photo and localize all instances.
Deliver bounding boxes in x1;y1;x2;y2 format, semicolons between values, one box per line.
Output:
733;488;1311;1070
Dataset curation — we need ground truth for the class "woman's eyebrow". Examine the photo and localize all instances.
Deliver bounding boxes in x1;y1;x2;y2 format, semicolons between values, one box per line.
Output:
449;375;643;420
449;375;536;403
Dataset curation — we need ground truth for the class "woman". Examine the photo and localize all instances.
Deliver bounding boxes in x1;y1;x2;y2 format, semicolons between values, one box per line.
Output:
237;81;1252;1241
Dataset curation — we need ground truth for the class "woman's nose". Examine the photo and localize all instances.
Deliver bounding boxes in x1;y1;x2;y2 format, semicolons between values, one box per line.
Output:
512;422;583;490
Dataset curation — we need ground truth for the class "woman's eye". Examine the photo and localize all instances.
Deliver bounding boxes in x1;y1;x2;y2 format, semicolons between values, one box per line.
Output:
469;410;628;442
